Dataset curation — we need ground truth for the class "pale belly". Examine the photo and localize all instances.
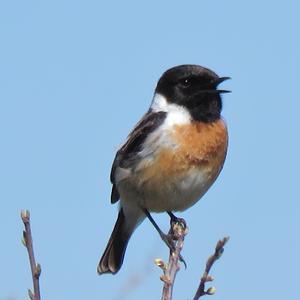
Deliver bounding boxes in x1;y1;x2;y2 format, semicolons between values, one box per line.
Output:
143;167;217;212
118;164;221;213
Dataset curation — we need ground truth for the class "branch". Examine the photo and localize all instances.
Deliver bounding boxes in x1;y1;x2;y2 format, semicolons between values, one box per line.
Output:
155;219;188;300
21;210;41;300
193;236;229;299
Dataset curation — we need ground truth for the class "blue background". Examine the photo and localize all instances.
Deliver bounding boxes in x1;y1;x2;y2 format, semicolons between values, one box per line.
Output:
1;1;299;299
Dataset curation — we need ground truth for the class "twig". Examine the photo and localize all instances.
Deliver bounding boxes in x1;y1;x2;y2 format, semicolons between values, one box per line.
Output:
21;210;41;300
155;219;188;300
193;236;229;299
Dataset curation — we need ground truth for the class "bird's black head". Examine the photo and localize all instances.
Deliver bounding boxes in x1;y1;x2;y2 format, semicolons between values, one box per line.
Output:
155;65;230;122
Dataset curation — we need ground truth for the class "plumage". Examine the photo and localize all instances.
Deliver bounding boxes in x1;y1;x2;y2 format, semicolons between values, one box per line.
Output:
117;118;227;212
110;110;167;203
98;64;230;275
97;209;132;274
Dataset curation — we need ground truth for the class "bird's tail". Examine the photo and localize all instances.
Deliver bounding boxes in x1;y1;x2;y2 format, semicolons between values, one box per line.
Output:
97;208;137;275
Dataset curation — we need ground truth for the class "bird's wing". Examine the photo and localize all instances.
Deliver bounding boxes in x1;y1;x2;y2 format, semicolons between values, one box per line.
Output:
110;110;167;203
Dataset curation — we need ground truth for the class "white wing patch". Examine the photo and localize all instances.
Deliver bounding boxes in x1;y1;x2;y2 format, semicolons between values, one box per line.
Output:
114;167;132;183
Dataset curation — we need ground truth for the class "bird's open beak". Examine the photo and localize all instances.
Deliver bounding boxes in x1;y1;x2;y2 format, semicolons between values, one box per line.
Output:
195;77;231;95
215;77;231;93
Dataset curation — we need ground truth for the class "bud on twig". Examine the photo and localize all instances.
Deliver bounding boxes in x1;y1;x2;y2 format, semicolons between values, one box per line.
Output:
206;287;216;295
155;258;167;271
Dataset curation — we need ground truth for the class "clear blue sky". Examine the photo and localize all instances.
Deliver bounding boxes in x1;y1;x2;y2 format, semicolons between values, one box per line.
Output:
1;1;299;299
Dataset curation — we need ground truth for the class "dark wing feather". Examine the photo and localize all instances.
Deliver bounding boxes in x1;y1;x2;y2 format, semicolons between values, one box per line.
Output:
111;185;120;203
110;110;167;203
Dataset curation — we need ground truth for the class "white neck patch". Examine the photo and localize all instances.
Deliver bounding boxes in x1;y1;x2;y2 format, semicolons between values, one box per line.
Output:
151;93;191;126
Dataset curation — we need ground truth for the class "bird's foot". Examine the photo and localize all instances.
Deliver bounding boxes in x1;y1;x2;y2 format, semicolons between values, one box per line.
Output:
167;211;187;237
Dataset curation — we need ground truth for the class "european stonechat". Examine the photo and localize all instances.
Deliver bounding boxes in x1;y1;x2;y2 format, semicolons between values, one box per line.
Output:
98;65;230;274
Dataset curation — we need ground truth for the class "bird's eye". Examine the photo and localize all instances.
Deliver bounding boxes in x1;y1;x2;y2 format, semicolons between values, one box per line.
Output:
179;77;193;88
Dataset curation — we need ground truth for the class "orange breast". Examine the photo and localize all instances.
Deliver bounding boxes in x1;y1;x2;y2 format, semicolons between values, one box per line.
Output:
138;119;228;185
173;119;228;169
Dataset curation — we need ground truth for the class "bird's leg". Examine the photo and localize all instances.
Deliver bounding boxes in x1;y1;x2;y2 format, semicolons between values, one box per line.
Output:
143;208;173;248
143;208;187;268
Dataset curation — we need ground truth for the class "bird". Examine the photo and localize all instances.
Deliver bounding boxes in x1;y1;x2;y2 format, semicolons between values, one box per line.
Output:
97;64;230;275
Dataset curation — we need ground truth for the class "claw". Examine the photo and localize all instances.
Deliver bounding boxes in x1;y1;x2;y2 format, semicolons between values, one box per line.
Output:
179;255;187;269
